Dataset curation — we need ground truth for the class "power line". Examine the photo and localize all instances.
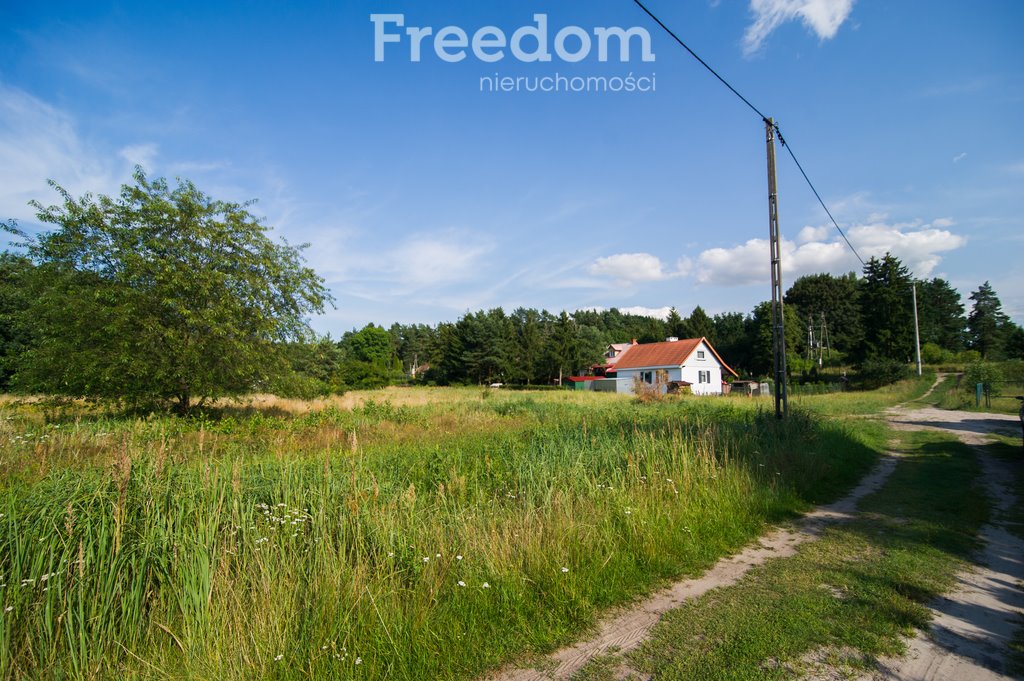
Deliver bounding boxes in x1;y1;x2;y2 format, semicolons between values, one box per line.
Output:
630;0;768;121
630;0;865;267
774;127;865;265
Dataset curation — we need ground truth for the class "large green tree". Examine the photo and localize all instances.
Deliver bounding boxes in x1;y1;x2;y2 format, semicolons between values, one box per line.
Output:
665;307;689;340
747;301;803;377
0;254;35;389
686;305;715;341
967;281;1010;359
857;254;914;362
712;311;748;374
783;272;862;353
916;277;966;351
4;170;330;411
510;307;544;384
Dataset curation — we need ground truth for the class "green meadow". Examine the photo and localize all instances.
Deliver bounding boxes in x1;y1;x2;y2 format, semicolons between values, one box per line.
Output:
0;379;930;680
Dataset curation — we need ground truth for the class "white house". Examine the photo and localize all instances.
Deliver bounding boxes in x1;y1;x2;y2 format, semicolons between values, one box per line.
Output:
612;337;737;395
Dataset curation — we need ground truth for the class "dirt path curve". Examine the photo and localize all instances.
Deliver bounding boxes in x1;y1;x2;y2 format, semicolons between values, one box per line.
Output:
863;404;1024;681
486;448;903;680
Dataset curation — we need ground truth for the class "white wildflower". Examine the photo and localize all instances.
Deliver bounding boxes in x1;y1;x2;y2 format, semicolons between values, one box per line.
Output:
274;654;283;661
561;567;569;573
481;582;490;589
457;580;466;587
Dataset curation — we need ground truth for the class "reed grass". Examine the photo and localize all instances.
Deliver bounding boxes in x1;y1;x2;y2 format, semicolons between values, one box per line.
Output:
0;386;903;679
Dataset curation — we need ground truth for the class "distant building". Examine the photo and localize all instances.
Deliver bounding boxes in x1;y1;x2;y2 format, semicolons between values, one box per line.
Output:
612;337;737;395
592;339;638;377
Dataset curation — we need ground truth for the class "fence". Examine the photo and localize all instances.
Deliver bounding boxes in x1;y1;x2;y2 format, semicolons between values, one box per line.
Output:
787;382;847;396
974;379;1024;410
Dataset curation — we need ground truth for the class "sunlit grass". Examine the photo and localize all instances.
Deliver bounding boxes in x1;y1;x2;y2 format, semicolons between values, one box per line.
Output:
622;429;989;681
0;385;911;679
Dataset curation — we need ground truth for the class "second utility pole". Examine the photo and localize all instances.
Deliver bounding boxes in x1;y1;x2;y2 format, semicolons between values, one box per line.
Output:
765;118;789;419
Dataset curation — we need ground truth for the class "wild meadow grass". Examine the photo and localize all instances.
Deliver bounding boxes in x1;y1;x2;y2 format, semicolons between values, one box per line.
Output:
618;429;990;681
0;383;923;679
913;370;1024;415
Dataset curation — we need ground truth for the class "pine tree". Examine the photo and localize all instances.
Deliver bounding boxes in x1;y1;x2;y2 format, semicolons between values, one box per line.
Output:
857;253;914;362
665;307;689;339
916;278;966;352
967;282;1010;359
686;305;715;341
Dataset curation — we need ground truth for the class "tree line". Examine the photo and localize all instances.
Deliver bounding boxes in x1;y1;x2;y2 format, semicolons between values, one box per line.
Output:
306;253;1020;392
2;173;1021;408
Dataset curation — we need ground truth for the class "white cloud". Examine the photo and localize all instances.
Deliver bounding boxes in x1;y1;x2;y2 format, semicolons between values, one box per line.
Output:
0;83;131;222
743;0;855;55
391;231;494;288
691;217;965;286
619;305;674;320
118;143;158;170
952;152;967;163
797;225;829;243
166;160;230;175
582;305;673;321
587;252;683;284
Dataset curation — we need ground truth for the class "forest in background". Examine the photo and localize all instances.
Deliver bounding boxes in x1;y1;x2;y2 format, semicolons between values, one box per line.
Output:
2;173;1022;408
278;256;1023;394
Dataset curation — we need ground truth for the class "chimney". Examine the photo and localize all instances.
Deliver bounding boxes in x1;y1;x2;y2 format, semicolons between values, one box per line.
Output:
631;338;638;345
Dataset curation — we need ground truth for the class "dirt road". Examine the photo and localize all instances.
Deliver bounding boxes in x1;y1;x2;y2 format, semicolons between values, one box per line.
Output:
866;405;1024;680
487;403;1024;681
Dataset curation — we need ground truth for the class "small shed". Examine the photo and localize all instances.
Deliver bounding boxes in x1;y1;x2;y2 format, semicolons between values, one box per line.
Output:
565;376;601;391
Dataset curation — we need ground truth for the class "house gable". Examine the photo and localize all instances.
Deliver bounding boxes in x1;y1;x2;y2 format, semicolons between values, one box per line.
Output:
613;337;737;377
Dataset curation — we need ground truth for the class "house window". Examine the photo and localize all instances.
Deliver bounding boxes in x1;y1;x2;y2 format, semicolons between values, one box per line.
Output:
696;350;705;359
698;370;710;384
643;371;653;384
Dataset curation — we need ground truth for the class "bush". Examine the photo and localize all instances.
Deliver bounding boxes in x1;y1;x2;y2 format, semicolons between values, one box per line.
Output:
1000;359;1024;383
921;342;955;366
964;362;1002;394
857;357;909;389
632;373;668;403
958;350;982;363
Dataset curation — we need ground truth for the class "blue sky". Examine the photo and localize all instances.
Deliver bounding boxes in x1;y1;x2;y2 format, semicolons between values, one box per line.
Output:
2;1;1022;336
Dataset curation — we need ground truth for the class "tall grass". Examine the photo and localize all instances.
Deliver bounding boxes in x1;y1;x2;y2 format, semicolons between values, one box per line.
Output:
0;390;885;679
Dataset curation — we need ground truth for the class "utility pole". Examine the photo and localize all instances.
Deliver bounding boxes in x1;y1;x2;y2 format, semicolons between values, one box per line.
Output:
765;118;788;419
912;283;922;376
807;318;815;363
820;312;830;365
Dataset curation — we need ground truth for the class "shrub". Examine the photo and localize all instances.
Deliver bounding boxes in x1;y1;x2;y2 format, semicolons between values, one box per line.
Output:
921;342;955;366
857;357;909;389
964;362;1002;394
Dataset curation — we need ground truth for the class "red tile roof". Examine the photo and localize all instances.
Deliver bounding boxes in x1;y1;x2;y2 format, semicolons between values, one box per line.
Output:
614;337;737;376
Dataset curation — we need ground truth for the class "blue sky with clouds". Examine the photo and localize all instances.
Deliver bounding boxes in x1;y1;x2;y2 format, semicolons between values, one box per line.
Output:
2;1;1022;335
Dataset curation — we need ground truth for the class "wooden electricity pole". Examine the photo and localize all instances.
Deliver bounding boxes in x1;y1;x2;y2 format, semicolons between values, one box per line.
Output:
765;118;789;419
